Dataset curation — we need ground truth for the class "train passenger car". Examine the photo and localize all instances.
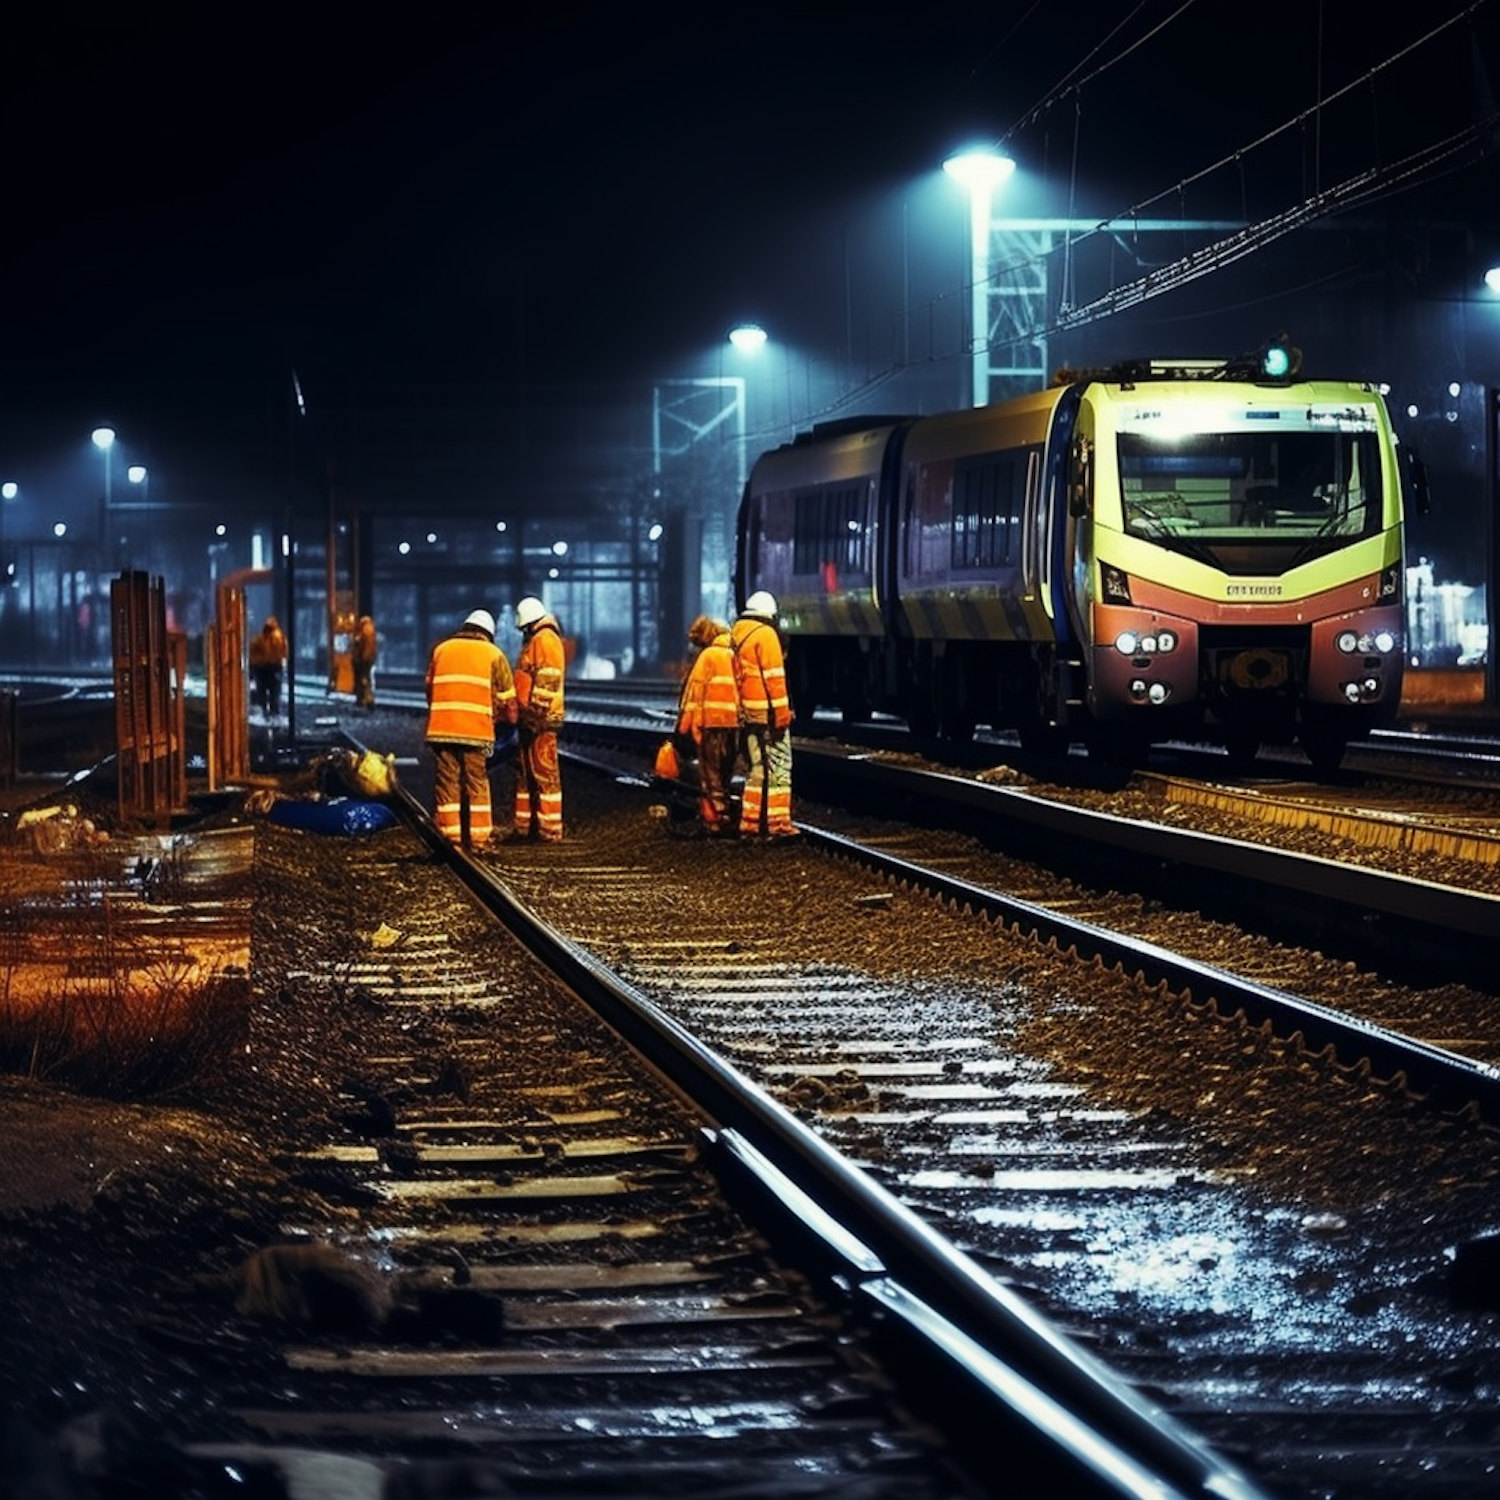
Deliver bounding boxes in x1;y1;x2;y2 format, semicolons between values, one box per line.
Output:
736;349;1420;768
732;415;909;722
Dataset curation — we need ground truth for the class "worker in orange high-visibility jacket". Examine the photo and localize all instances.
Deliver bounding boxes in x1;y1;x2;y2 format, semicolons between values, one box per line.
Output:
424;608;517;849
351;614;378;709
731;590;796;838
676;614;739;835
248;615;288;720
511;596;567;842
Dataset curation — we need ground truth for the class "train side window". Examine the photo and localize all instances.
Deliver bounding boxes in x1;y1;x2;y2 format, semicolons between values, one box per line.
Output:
952;450;1032;569
793;483;868;579
1069;436;1093;518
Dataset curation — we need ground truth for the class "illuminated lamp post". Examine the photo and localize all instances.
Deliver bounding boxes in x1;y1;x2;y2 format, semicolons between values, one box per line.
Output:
91;426;116;570
725;323;768;494
125;465;148;572
942;148;1015;408
1;481;15;579
0;483;14;641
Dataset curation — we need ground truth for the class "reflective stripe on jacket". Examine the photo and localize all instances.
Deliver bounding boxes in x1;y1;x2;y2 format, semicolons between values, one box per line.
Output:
425;630;517;748
677;631;738;735
517;619;566;725
730;617;790;730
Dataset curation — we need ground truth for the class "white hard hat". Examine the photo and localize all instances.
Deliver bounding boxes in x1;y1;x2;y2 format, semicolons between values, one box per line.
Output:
463;608;496;637
743;590;778;619
514;596;547;629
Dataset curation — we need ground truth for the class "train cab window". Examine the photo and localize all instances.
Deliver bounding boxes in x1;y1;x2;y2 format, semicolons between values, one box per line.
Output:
1117;421;1383;568
952;449;1034;569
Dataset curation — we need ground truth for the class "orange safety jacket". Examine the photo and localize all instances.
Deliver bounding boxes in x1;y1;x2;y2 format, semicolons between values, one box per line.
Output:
730;617;791;731
425;630;517;748
249;627;287;668
516;619;566;726
677;631;738;736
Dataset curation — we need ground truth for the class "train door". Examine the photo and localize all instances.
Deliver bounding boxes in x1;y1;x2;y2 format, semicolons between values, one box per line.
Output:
1029;385;1086;648
1066;419;1094;651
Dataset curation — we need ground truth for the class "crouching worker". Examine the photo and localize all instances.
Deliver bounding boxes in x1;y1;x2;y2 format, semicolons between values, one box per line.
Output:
424;608;517;849
677;614;739;836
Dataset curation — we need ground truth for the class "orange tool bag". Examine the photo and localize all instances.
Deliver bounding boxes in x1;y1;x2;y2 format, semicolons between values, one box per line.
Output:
653;739;681;780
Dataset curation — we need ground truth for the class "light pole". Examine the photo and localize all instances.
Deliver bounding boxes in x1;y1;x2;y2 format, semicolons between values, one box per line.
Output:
127;465;149;571
726;323;769;494
92;426;115;553
1;481;14;575
943;148;1015;408
0;483;14;638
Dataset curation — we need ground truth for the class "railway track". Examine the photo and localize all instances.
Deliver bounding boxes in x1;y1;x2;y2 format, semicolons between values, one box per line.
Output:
1;705;1267;1500
8;688;1500;1497
222;816;985;1499
415;734;1500;1500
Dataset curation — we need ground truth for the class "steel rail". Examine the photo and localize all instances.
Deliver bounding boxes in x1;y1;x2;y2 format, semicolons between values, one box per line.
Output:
563;719;1498;985
797;821;1500;1121
570;735;1500;1118
370;761;1270;1500
795;743;1500;940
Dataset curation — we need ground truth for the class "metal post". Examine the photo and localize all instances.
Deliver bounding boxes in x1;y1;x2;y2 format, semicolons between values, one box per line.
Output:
1487;387;1498;711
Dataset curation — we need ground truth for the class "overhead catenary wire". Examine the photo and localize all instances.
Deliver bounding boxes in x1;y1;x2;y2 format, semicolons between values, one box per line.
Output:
875;0;1493;396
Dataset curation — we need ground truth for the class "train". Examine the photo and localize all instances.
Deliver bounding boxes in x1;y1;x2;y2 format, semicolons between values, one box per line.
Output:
734;345;1427;770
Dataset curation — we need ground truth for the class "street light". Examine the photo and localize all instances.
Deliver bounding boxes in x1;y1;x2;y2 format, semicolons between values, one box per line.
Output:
92;427;116;555
943;147;1015;407
91;426;116;505
728;322;767;354
0;484;14;604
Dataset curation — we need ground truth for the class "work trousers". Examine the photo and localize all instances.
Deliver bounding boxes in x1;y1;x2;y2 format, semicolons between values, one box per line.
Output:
696;727;739;833
432;742;494;847
739;727;793;836
251;666;283;718
515;728;564;841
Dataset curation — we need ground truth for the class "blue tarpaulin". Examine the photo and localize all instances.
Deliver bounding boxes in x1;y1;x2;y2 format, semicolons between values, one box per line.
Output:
267;798;397;836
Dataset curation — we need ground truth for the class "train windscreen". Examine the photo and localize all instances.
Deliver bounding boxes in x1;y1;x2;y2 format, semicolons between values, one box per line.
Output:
1116;405;1385;567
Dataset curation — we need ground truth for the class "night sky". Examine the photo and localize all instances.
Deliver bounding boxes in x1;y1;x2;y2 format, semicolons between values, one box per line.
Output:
1;4;1496;540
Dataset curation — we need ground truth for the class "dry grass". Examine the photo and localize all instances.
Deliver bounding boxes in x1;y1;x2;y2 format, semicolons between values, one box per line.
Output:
0;861;253;1098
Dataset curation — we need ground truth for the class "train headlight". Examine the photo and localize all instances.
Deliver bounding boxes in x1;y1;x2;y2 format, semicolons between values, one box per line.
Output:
1363;677;1380;697
1336;629;1397;655
1147;682;1170;704
1115;629;1178;656
1342;682;1363;702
